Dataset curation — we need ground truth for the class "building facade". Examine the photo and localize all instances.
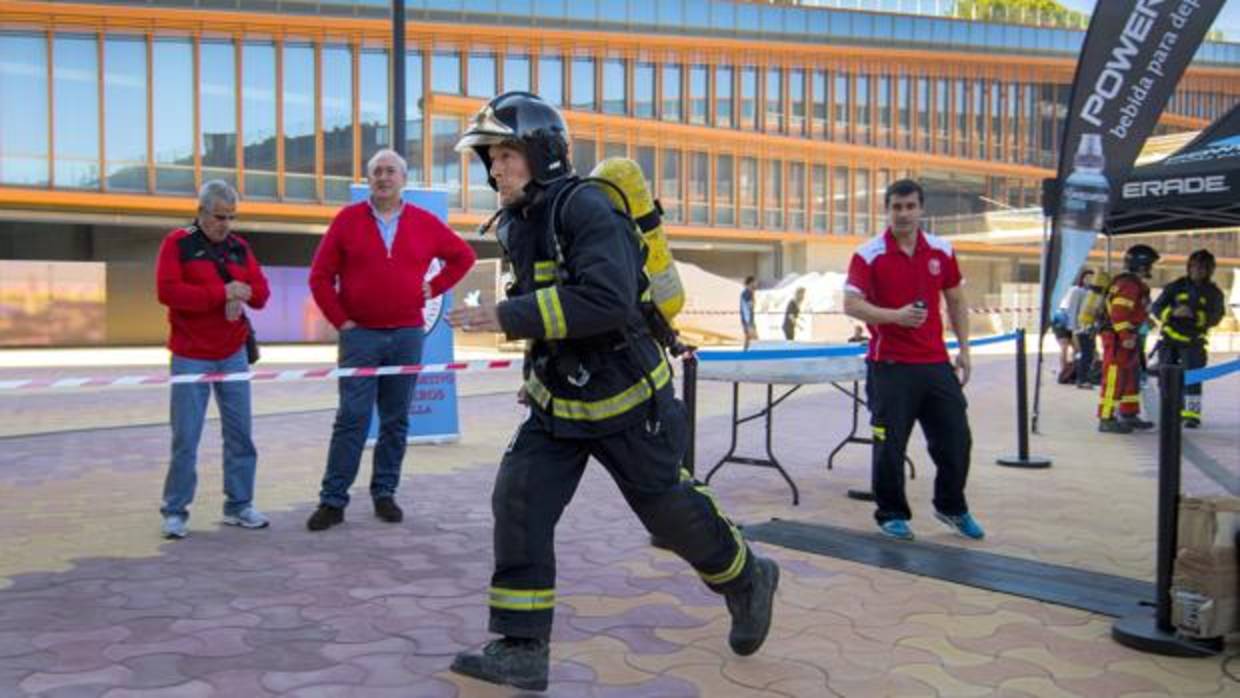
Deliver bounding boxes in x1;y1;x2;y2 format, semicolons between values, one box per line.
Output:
0;0;1237;345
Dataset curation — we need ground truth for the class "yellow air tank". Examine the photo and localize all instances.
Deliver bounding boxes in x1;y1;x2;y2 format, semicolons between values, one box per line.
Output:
588;158;686;322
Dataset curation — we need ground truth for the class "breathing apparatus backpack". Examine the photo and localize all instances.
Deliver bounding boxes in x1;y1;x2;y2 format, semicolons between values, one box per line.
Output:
547;158;689;354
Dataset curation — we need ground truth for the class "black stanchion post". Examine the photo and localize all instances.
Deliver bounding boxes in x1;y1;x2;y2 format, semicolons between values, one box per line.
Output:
997;328;1052;468
682;352;698;476
653;348;697;551
1112;364;1220;656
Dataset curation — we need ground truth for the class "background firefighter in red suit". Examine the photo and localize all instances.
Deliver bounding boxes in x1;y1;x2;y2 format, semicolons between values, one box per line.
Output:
1097;244;1159;434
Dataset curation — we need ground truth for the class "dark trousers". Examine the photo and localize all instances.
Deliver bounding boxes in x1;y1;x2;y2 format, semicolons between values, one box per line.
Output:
1158;340;1208;420
1074;330;1096;386
488;397;752;641
319;326;423;508
868;361;972;524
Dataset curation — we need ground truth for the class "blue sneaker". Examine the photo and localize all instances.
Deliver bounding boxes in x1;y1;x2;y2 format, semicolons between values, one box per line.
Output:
935;511;985;540
878;519;914;540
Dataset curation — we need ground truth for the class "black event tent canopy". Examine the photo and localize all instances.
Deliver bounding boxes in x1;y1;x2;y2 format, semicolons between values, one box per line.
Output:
1106;102;1240;236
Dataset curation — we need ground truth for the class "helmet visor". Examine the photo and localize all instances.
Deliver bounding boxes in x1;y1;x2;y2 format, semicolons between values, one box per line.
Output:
453;105;517;154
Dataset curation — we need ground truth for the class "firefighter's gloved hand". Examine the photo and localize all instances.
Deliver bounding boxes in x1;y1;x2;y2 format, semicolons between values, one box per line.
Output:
448;304;503;333
517;386;529;405
1122;336;1136;350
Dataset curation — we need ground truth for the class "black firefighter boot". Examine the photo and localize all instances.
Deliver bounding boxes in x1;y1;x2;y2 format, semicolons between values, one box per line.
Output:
450;637;549;692
725;555;780;656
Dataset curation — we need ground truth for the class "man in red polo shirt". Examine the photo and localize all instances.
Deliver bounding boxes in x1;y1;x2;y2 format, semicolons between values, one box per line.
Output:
306;148;476;531
843;179;983;542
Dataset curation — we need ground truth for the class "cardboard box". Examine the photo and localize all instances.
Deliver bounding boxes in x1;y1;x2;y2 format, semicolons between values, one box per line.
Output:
1177;496;1240;552
1172;496;1239;639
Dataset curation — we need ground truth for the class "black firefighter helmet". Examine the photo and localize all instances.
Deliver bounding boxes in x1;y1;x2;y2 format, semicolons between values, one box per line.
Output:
1187;249;1215;277
1123;244;1160;277
454;91;571;191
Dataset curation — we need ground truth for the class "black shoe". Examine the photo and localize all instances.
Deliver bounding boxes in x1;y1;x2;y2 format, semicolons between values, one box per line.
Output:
374;497;403;523
725;555;780;656
1098;418;1134;434
1122;416;1155;430
306;504;344;531
450;637;549;692
1184;418;1201;429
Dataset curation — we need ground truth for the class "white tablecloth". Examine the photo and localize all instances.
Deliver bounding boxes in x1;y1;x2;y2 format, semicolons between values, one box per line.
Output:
697;342;867;385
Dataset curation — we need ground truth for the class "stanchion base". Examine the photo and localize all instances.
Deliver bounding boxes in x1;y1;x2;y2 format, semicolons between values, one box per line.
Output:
846;489;876;501
995;455;1052;469
1112;610;1223;657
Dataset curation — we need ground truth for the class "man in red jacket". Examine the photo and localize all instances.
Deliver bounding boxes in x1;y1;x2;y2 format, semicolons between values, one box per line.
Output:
306;148;476;531
155;180;271;540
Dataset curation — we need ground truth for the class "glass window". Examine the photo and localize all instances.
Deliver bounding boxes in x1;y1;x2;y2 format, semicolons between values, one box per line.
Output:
739;67;756;129
834;73;849;141
322;45;353;202
359;48;389;185
636;144;655;182
432;116;462;209
634;62;655;118
242;43;277;199
660;148;681;223
897;75;911;150
917;76;930;152
811;164;827;233
603;141;626;159
739;156;758;228
432;51;461;95
688;151;708;224
789;69;805;136
573;137;596;175
974;79;987;160
855;168;870;235
152;38;194;193
765;67;782;133
282;43;316;200
53;34;99;189
200;40;237;187
688;64;707;125
503;53;529;92
764;160;783;229
715;65;733;128
404;50;424;185
602;58;626;115
877;75;891;148
538;54;562;106
935;78;949;153
811;70;827;138
1025;83;1037;165
0;33;48;186
787;161;805;231
856;74;870;146
955;80;967;157
571;56;595;111
832;166;850;234
715;153;734;226
466;53;496;99
103;36;146;191
661;63;681;122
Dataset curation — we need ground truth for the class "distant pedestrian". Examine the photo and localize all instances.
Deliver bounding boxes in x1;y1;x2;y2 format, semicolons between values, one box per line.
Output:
740;276;758;348
783;287;806;341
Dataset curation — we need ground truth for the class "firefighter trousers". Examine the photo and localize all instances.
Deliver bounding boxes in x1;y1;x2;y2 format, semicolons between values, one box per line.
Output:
1098;332;1141;420
487;396;753;641
1158;341;1208;421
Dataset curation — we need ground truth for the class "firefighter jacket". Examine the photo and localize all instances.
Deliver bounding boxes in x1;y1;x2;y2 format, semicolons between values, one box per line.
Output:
495;177;671;439
1102;272;1150;342
1151;276;1225;345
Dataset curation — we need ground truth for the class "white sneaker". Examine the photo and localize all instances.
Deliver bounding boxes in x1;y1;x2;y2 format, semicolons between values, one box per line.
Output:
222;507;270;529
162;515;188;539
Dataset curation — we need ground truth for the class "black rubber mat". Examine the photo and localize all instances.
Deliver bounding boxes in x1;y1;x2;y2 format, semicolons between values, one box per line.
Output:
742;519;1155;618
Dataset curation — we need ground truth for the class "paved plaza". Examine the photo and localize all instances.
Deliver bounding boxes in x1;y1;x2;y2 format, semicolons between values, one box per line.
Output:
0;350;1236;697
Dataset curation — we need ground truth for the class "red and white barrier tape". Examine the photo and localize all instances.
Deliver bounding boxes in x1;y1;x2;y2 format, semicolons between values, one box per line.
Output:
679;307;1038;316
0;359;519;392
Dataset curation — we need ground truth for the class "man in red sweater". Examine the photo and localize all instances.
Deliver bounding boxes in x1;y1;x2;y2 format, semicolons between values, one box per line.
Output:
306;148;476;531
155;180;271;540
